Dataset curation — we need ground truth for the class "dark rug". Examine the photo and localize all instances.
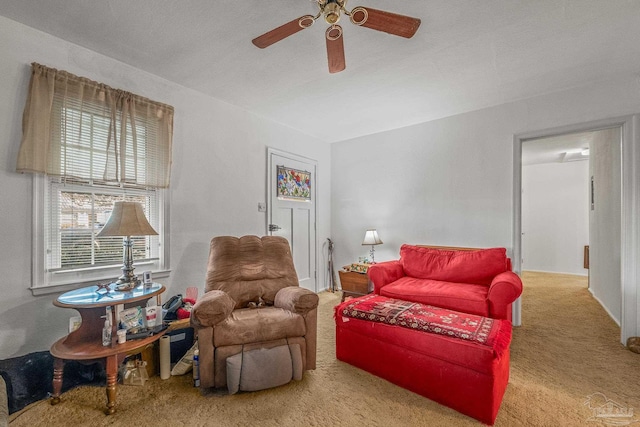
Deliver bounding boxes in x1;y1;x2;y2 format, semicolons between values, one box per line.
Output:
0;351;105;414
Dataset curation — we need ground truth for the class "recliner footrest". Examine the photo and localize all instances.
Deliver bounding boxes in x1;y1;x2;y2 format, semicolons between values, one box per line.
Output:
226;343;302;394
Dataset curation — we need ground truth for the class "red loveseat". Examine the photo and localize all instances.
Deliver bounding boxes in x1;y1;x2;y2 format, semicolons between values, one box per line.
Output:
367;245;523;321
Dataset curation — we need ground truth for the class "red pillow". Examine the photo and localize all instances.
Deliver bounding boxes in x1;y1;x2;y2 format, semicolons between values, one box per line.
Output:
177;298;197;320
400;245;508;285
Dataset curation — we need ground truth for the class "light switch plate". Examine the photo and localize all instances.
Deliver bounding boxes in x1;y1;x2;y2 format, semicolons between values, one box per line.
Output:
258;202;267;212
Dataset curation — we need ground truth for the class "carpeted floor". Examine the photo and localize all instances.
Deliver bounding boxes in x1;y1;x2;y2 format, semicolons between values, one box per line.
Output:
9;272;640;426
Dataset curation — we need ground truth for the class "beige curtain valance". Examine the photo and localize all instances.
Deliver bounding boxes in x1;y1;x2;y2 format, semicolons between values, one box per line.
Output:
16;63;174;188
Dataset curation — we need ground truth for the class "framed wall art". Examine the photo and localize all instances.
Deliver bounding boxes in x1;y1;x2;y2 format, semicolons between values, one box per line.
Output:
277;165;311;201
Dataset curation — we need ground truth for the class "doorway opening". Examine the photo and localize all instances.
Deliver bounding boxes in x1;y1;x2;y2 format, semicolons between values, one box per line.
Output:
513;115;640;344
520;128;621;325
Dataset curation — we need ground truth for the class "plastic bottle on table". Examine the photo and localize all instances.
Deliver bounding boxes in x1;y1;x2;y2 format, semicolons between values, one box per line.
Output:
102;317;111;347
193;348;200;387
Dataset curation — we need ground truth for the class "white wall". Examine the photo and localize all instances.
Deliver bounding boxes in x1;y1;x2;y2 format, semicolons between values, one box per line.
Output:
331;73;640;339
0;16;331;359
522;161;589;275
331;77;640;266
331;119;514;266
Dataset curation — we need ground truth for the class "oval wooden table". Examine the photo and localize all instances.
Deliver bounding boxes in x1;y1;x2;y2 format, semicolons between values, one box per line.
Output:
50;282;166;414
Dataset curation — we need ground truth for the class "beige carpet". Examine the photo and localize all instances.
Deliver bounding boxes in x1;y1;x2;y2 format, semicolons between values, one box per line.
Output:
9;272;640;426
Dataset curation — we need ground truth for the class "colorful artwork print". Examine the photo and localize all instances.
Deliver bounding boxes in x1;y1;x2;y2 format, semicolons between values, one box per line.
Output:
277;166;311;201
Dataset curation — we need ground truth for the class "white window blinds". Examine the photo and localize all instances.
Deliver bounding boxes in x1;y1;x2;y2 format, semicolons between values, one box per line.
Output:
46;182;159;272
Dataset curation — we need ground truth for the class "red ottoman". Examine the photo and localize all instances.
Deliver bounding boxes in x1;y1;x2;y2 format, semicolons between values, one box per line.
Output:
335;294;512;425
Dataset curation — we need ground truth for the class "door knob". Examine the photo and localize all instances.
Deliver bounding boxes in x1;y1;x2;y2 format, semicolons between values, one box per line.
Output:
268;224;281;232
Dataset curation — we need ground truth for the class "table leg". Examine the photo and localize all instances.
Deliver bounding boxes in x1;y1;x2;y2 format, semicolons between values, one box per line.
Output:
50;357;64;405
105;355;117;415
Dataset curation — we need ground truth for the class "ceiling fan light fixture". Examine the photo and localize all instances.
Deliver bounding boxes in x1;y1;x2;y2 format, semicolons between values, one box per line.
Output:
253;1;420;73
324;2;341;24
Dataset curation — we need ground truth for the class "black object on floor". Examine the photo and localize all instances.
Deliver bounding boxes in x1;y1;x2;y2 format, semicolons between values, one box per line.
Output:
0;351;105;414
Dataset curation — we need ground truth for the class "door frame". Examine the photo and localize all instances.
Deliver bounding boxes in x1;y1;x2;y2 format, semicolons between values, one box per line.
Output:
267;147;318;292
512;115;640;344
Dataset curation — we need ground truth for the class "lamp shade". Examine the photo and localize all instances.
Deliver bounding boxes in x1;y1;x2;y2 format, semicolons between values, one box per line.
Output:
96;201;158;237
362;229;383;246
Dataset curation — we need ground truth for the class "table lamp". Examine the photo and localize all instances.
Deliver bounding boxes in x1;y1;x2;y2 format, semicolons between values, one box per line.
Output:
362;229;383;263
97;201;158;291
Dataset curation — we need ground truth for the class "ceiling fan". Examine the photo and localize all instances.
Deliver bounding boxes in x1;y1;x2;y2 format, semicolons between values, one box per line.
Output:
252;0;421;74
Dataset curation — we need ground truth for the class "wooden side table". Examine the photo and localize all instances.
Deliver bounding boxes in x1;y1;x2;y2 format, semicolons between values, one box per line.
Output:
50;283;166;414
338;269;372;302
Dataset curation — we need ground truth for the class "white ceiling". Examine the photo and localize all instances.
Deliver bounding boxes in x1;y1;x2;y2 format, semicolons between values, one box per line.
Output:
1;0;640;143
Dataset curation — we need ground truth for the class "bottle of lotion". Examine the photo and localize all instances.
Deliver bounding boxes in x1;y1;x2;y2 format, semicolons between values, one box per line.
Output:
102;316;112;347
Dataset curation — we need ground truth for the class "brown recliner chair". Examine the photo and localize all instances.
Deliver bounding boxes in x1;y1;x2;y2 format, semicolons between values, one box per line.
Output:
191;235;319;391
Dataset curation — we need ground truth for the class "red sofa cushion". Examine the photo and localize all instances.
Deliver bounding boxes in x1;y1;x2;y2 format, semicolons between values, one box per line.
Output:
400;245;509;285
380;276;490;317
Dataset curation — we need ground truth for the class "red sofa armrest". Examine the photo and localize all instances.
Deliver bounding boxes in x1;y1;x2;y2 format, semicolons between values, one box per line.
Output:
367;261;405;294
487;271;523;320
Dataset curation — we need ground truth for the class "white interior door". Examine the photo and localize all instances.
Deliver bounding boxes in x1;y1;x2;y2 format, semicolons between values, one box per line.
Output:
588;127;622;322
267;148;317;292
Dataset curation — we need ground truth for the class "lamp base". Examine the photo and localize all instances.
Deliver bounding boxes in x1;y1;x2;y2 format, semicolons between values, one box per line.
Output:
114;237;140;291
114;269;140;292
114;280;140;292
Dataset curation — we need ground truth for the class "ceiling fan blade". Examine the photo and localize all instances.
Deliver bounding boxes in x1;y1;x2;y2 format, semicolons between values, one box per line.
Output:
326;25;346;74
350;7;421;39
252;15;315;49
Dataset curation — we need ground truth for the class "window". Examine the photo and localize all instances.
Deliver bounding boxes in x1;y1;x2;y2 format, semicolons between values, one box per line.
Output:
17;63;173;294
38;179;165;290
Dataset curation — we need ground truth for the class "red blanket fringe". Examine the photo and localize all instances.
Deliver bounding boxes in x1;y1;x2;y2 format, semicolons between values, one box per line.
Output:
493;319;512;359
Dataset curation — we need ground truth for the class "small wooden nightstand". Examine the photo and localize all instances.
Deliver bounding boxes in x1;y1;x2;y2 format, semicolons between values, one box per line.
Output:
338;269;372;302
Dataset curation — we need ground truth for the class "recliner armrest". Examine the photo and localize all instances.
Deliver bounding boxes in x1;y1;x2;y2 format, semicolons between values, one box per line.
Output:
274;286;319;315
190;290;235;328
487;271;523;319
367;261;405;293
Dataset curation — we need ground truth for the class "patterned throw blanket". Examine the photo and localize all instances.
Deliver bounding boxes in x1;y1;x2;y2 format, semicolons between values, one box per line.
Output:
340;294;503;347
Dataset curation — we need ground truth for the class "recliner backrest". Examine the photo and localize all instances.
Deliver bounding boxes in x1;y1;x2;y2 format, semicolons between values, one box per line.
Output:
205;235;299;309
